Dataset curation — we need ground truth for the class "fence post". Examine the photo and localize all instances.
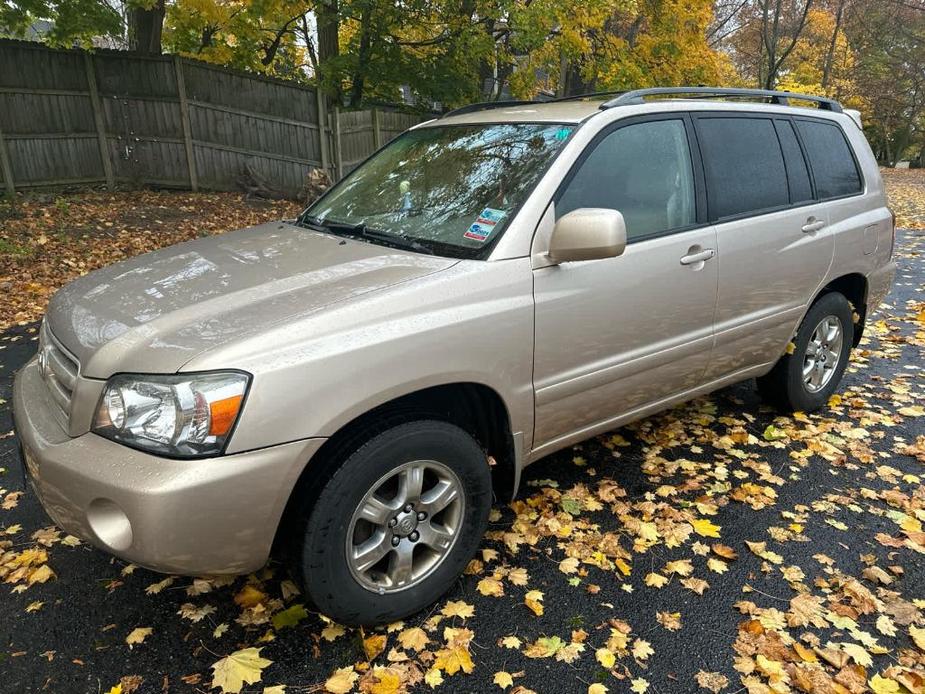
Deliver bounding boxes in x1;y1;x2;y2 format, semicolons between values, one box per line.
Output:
83;52;115;190
333;105;343;180
174;56;198;192
0;124;14;196
315;87;331;176
372;108;382;149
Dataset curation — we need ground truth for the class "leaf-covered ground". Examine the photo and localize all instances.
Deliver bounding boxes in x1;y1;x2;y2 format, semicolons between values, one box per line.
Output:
0;178;924;694
0;191;301;331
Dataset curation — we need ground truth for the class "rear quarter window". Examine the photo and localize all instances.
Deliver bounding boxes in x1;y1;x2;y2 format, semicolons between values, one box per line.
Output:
696;116;790;220
795;120;862;199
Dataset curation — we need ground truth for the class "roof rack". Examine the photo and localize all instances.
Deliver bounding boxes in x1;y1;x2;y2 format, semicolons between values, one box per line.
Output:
441;100;537;118
600;87;842;113
547;90;628;103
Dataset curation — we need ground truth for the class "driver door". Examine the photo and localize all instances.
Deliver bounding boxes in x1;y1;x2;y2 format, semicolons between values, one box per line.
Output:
532;115;718;450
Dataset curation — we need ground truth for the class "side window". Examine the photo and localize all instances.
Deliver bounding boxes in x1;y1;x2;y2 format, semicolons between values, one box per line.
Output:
774;120;813;204
697;116;789;219
795;120;862;199
556;119;696;240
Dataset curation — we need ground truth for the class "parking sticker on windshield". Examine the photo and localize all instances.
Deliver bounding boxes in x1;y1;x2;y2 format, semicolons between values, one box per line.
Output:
464;208;506;242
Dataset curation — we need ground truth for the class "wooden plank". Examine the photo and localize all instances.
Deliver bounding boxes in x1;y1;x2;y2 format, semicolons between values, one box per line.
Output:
372;108;382;149
174;56;198;191
316;88;330;173
193;139;322;167
333;106;343;180
4;132;98;141
0;123;14;195
83;53;114;190
189;99;320;130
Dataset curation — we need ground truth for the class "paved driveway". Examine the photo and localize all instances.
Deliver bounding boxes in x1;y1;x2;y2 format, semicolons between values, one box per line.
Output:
1;233;923;694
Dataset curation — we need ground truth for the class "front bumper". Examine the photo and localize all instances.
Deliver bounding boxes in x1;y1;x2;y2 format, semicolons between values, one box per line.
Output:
13;357;324;575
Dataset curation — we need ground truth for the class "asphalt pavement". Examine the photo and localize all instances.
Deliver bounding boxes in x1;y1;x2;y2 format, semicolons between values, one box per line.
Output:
0;232;923;694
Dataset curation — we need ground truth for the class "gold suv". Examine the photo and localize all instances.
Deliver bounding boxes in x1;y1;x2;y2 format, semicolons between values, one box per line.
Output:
14;88;896;625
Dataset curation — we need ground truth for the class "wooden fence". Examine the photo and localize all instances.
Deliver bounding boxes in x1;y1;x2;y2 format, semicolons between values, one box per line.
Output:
0;40;428;197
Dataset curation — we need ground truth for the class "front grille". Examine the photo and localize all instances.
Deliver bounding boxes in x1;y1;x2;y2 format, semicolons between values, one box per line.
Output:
38;321;79;429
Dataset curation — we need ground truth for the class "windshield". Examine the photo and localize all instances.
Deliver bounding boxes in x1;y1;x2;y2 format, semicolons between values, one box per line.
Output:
302;122;575;258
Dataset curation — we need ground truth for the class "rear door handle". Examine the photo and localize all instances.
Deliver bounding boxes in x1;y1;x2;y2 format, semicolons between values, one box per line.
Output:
680;248;715;265
801;219;826;233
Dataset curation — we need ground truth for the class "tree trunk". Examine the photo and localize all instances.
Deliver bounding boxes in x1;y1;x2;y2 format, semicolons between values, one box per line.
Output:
316;0;341;101
348;2;374;107
821;0;846;90
127;0;166;55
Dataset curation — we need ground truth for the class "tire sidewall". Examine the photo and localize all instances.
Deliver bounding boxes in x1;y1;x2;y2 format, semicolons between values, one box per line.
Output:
786;292;854;411
299;420;491;625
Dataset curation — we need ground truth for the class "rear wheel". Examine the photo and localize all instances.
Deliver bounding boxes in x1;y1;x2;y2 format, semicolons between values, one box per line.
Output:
757;291;854;412
294;420;491;625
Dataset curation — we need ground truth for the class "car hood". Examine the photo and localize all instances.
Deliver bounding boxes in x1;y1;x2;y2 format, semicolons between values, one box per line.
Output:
45;222;457;378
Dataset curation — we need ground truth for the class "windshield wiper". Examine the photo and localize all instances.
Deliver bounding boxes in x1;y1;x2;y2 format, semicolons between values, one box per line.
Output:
298;215;434;255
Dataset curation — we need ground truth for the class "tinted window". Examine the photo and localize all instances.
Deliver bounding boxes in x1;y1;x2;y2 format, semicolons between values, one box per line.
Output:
795;120;862;199
697;117;789;219
557;119;695;240
774;120;813;204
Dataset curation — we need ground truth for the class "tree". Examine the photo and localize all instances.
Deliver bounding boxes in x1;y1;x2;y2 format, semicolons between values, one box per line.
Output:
0;0;122;46
128;0;165;54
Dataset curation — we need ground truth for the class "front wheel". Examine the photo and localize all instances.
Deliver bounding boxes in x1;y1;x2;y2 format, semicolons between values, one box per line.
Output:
294;420;492;625
757;291;854;412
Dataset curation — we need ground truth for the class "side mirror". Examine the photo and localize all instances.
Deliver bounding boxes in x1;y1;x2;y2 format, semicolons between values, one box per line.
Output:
547;208;627;264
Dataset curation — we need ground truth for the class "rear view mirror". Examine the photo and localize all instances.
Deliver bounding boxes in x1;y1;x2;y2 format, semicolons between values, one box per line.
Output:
547;208;627;264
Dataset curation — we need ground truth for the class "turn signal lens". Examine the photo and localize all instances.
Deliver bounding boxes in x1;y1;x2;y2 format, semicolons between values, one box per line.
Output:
209;394;244;436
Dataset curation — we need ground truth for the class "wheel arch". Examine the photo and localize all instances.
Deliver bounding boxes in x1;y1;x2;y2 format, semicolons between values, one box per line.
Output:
815;272;868;346
274;382;518;551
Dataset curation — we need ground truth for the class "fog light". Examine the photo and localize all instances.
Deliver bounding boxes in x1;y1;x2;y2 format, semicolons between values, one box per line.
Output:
86;498;133;552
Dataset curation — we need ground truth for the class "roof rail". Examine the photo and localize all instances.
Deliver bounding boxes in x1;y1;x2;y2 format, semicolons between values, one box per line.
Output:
600;87;843;113
548;90;628;103
441;100;537;118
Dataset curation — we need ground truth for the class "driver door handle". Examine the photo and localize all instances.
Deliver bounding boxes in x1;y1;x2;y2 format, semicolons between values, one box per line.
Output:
802;218;826;233
680;248;715;265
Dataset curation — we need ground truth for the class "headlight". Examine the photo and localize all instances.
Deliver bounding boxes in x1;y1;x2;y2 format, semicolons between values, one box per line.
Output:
92;371;250;458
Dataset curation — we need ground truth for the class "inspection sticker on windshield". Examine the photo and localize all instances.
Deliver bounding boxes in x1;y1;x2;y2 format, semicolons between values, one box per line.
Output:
464;208;506;242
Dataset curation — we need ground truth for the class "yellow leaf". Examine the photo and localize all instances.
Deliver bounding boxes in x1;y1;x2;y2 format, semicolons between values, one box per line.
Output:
691;519;721;538
630;678;649;693
493;671;514;689
363;634;387;661
588;685;608;694
433;644;474;675
524;590;544;616
596;647;616;668
233;585;267;609
125;627;152;648
368;668;402;694
106;686;122;694
707;558;728;574
664;560;694;577
441;600;474;619
785;341;796;355
397;627;428;652
25;601;43;613
645;572;668;588
868;674;900;694
632;639;653;661
210;647;272;694
507;567;529;586
424;669;443;688
477;577;505;597
840;642;872;667
324;666;358;694
559;557;579;574
27;564;55;585
264;687;286;694
909;625;925;650
501;635;521;649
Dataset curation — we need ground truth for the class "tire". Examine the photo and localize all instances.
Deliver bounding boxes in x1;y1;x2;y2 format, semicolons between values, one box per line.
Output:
294;420;492;626
757;291;854;412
